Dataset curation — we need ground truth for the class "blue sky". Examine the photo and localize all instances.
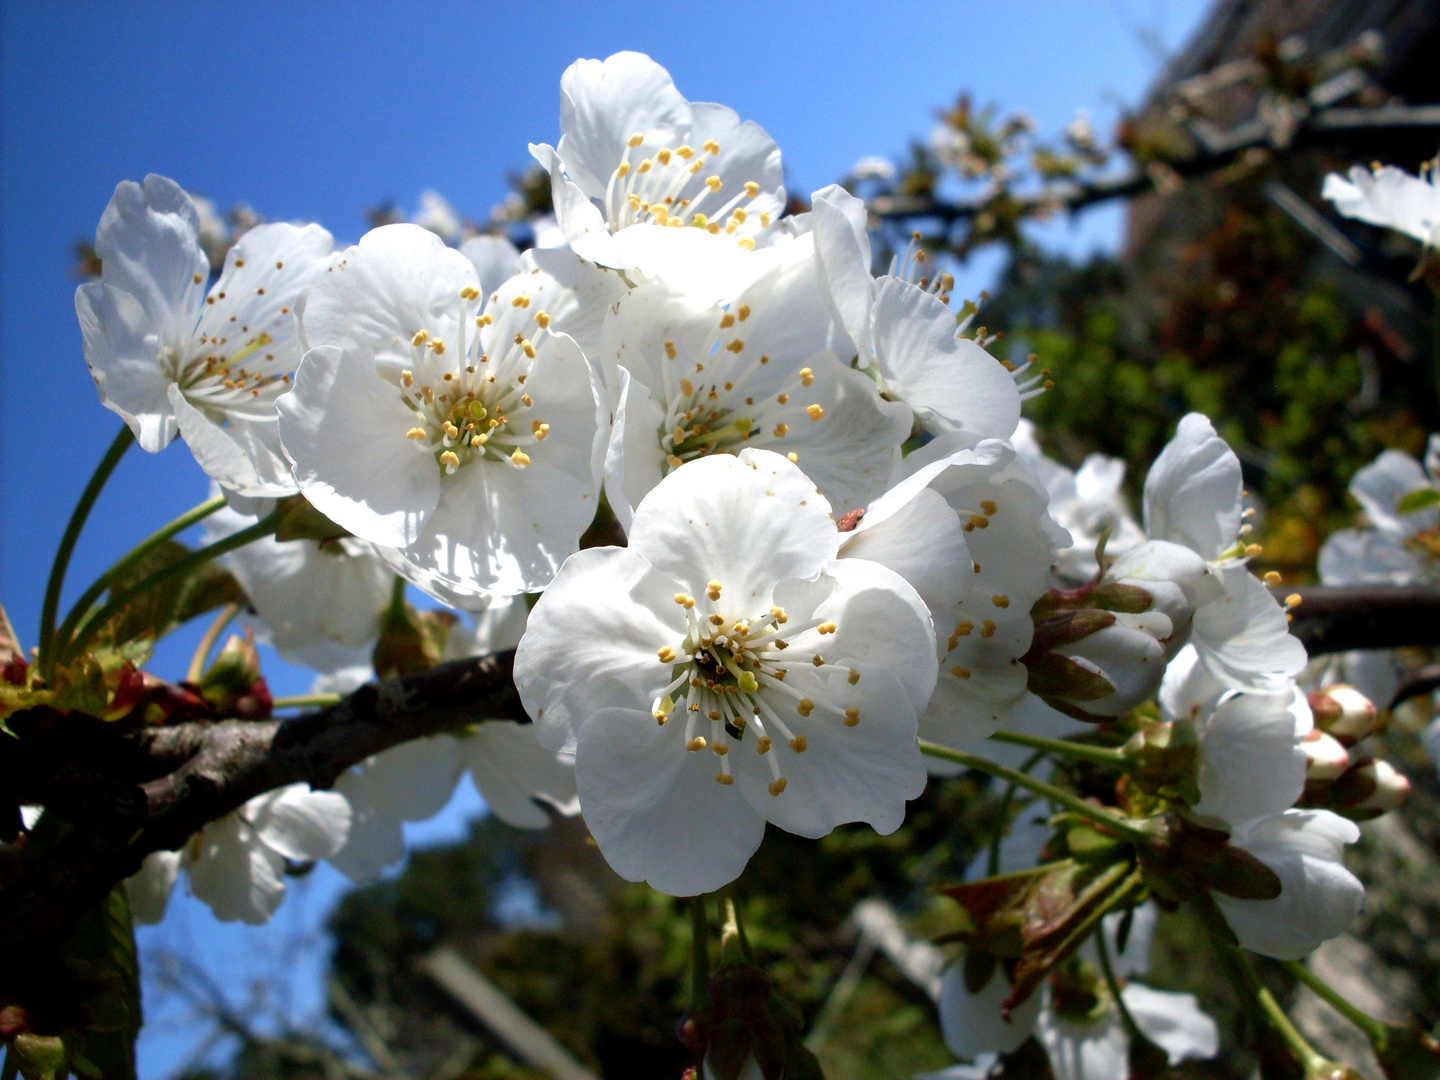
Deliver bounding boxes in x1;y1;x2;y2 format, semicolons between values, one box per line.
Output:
1;1;1210;1074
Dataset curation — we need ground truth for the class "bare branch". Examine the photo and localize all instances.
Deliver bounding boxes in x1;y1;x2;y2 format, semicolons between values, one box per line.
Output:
0;651;523;970
1274;585;1440;656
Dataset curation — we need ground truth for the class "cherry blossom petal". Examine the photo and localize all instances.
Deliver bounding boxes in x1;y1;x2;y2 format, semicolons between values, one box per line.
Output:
1142;413;1242;561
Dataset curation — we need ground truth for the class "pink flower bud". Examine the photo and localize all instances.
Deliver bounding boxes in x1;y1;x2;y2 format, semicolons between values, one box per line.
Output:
1306;685;1377;746
1344;759;1411;820
1302;729;1350;786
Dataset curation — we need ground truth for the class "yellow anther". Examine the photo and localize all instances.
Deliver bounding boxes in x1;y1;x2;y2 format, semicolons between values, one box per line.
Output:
817;622;837;635
673;425;688;443
676;145;694;158
412;330;429;346
674;593;691;606
521;340;536;358
686;736;707;751
980;620;996;638
1264;571;1282;586
444;422;460;439
628;193;642;210
615;161;630;178
768;778;787;796
847;668;860;685
799;368;814;386
690;212;709;227
955;621;973;636
532;421;550;440
702;139;721;154
1285;593;1303;609
706;175;723;192
664;340;677;360
510;448;531;466
477;313;492;326
738;237;756;251
980;500;998;515
770;606;788;623
844;708;860;727
658;646;677;662
401;369;414;386
726;339;745;353
430;339;446;354
406;427;427;440
535;310;551;328
812;654;825;667
797;699;815;717
744;181;760;198
709;614;725;626
789;735;807;753
776;393;789;405
653;710;668;724
716;773;735;785
707;580;723;600
787;452;798;463
637;158;653;173
732;209;748;225
718;312;736;329
471;434;487;446
806;405;825;421
666;454;684;468
627;132;644;147
992;595;1010;608
952;665;971;678
1246;543;1264;557
708;710;722;721
656;148;671;164
439;450;460;469
521;393;534;407
773;423;789;438
680;378;694;397
756;736;773;754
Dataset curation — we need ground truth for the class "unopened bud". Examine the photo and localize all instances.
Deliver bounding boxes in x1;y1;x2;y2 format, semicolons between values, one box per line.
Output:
1047;612;1171;717
1302;729;1350;787
1331;758;1411;820
1307;685;1377;746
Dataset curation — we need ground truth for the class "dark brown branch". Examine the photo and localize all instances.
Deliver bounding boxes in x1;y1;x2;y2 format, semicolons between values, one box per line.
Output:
1274;584;1440;656
869;104;1440;225
0;651;524;977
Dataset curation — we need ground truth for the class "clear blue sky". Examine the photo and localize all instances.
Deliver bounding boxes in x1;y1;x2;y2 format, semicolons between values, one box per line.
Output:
1;1;1209;1074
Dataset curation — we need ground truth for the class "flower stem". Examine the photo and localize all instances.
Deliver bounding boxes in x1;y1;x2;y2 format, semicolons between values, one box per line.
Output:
987;750;1044;877
270;693;345;711
186;602;241;684
63;511;279;664
988;728;1128;766
1095;926;1147;1048
919;739;1152;843
38;425;134;680
690;895;711;1013
51;494;229;667
1284;960;1390;1047
719;894;754;965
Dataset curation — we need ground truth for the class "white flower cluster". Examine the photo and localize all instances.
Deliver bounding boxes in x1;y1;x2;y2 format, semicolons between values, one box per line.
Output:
82;53;1365;976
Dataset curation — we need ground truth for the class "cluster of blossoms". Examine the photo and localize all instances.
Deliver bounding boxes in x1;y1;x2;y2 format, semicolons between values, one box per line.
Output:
68;50;1411;1068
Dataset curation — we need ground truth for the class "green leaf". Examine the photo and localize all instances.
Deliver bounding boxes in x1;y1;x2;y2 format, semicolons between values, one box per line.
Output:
1397;486;1440;514
93;539;244;651
59;887;141;1080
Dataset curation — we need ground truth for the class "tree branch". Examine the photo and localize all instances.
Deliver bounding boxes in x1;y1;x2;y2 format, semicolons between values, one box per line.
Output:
869;104;1440;225
0;650;524;975
1274;584;1440;656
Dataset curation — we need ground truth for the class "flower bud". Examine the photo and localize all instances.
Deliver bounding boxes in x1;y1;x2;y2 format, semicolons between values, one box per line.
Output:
1048;612;1171;717
1306;685;1377;746
1301;729;1351;787
1332;758;1411;820
197;631;272;720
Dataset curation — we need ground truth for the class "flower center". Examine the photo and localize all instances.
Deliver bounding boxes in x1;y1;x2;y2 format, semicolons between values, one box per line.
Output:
173;329;289;422
605;133;769;245
651;580;860;796
399;289;555;475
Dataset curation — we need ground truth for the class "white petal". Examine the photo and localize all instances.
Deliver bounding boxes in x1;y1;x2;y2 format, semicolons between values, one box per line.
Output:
326;803;406;884
1122;985;1219;1063
869;277;1021;440
126;850;181;925
518;245;629;363
460;234;521;298
1192;566;1307;688
811;184;875;356
938;962;1042;1059
170;388;296;497
575;705;767;895
1142;413;1242;560
1194;686;1310;828
252;783;352;862
514;546;686;753
1347;449;1434;537
627;450;838;605
457;721;578;828
183;813;288;924
1035;996;1128;1080
194;221;333;352
1216;809;1364;959
1322;165;1440;245
1318;528;1425;586
278;344;441;547
75;281;178;451
334;736;463;823
603;365;667;532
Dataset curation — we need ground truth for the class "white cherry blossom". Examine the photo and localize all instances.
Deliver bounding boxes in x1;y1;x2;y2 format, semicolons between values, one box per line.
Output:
128;783;350;925
514;450;936;895
76;174;333;495
845;436;1069;746
530;51;787;298
599;262;910;528
280;224;604;603
204;499;394;670
812;186;1025;440
1323;161;1440;248
1212;809;1364;959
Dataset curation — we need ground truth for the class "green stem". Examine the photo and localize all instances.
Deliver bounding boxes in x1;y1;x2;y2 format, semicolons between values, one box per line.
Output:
723;888;754;964
63;511;279;664
1096;927;1147;1048
919;739;1152;843
187;602;240;684
690;896;711;1013
1285;960;1390;1047
38;425;134;679
1256;985;1331;1074
270;693;344;711
52;493;228;665
988;751;1044;877
988;728;1128;767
